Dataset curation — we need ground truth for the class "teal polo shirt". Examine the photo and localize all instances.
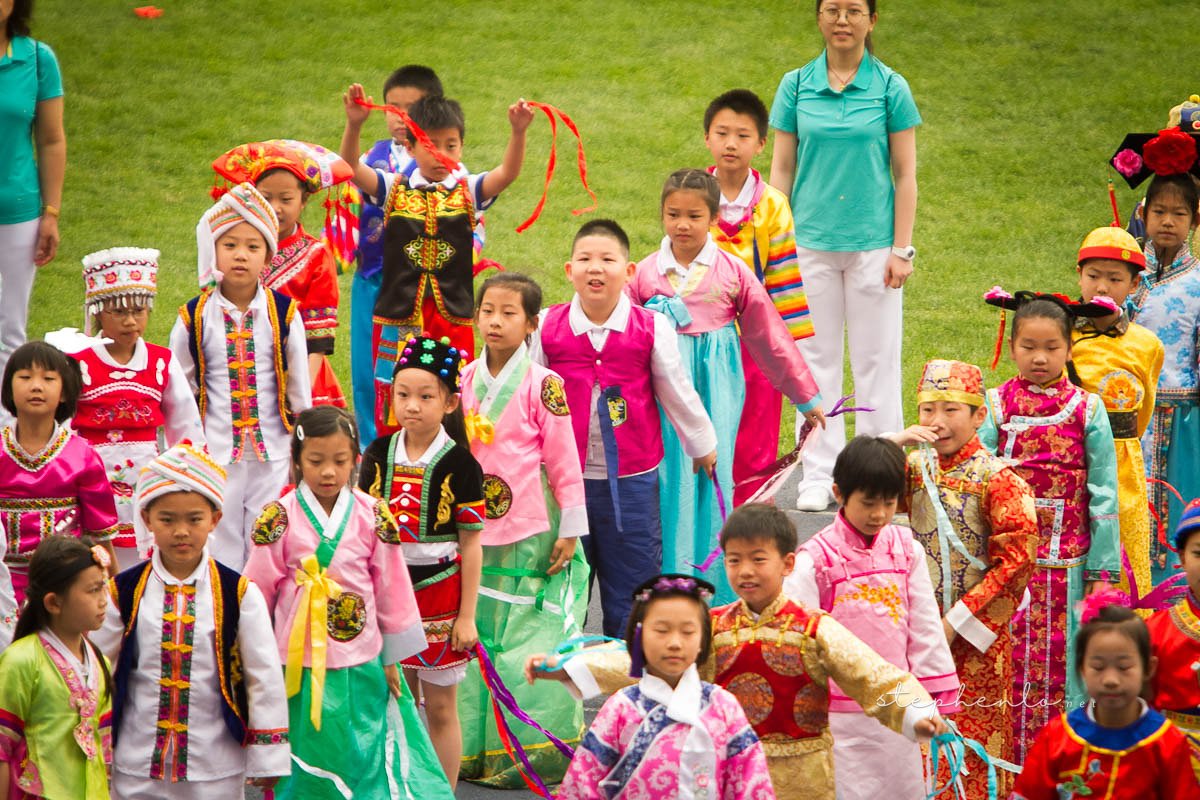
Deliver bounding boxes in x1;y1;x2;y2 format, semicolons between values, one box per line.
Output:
769;52;920;252
0;37;63;225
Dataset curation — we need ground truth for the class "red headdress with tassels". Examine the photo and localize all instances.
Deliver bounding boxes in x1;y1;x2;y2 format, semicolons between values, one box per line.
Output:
210;139;361;274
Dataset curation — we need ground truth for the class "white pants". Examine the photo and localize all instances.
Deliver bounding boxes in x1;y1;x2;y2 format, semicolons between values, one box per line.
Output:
795;246;904;491
829;712;924;800
211;458;290;570
112;771;247;799
0;220;39;427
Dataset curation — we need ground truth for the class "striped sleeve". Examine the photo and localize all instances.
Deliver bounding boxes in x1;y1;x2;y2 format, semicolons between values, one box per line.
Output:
760;191;813;341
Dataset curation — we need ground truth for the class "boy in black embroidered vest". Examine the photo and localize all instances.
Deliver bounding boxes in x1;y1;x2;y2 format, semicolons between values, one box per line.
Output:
359;334;485;789
168;182;312;570
92;441;289;799
340;85;533;435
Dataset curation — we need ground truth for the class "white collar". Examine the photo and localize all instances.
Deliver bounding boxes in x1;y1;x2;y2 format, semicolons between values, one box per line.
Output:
567;294;631;336
1085;697;1149;724
477;342;529;386
214;284;267;313
639;665;715;800
409;165;468;190
42;628;97;691
656;234;719;276
396;426;450;466
720;171;757;209
93;338;148;370
151;545;211;586
298;484;352;538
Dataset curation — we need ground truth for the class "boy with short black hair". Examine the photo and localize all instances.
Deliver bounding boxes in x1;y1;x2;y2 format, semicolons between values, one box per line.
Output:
351;64;445;446
530;502;947;800
703;88;813;505
788;435;958;800
340;84;532;434
889;359;1038;798
529;218;717;637
94;441;289;799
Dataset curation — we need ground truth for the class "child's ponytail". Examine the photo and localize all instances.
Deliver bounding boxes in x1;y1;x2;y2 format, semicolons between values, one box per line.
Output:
444;403;470;451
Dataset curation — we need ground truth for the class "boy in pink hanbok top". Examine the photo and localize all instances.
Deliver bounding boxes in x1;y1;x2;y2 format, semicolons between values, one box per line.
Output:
786;435;958;800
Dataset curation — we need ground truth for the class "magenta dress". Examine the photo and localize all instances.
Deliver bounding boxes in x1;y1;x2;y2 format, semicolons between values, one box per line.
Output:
977;374;1120;761
0;425;118;602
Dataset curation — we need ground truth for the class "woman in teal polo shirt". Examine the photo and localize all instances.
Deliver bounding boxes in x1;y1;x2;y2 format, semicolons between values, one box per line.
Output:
0;0;65;411
769;0;919;512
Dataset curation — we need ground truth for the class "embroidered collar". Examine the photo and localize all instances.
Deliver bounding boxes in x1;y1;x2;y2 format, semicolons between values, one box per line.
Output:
709;167;765;235
1145;240;1198;283
213;283;267;316
1018;372;1070;396
409;166;468;191
639;665;716;799
2;424;70;472
477;342;530;387
937;436;983;471
567;293;631;336
736;591;789;624
656;234;719;278
151;545;210;587
1069;700;1167;752
42;628;97;692
298;484;352;539
394;426;451;467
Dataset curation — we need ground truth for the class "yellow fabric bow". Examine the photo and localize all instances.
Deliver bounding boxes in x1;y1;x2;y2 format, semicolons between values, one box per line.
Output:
285;553;342;730
464;410;495;445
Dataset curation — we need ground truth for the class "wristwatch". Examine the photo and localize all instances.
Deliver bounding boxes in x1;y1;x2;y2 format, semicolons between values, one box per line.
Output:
891;245;916;261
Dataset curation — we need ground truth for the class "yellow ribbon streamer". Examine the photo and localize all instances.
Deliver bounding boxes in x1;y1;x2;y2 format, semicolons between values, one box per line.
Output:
285;553;342;731
464;410;495;445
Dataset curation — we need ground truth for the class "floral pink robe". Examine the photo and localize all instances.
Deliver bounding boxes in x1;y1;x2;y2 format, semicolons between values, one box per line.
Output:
557;666;775;800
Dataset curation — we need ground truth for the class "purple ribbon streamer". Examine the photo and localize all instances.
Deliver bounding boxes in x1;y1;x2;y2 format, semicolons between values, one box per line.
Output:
475;643;576;764
687;395;874;573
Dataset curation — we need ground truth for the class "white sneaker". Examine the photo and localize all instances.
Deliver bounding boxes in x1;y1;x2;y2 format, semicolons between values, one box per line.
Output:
795;485;833;512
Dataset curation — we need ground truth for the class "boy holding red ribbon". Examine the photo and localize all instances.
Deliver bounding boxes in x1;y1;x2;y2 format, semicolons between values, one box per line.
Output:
339;85;533;435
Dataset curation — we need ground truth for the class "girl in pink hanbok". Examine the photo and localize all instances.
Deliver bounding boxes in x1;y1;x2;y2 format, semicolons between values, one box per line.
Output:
242;405;452;800
977;290;1121;762
557;574;775;800
0;341;117;605
628;169;824;605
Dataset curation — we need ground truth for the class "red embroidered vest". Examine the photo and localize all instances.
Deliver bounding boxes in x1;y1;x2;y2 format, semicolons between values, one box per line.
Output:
73;344;169;445
711;598;830;744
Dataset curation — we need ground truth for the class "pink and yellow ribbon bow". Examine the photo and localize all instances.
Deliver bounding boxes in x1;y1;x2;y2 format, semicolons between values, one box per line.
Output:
464;410;495;445
285;554;342;730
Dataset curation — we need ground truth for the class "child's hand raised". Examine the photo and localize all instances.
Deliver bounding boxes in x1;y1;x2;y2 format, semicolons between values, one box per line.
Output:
344;84;371;126
692;449;717;477
890;424;939;447
914;714;951;739
509;99;535;133
451;616;479;652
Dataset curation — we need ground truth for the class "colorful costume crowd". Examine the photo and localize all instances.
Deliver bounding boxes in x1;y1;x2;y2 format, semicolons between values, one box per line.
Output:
0;41;1198;800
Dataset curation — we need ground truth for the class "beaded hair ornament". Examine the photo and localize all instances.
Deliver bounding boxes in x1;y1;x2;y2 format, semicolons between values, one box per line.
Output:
393;334;467;393
628;573;716;678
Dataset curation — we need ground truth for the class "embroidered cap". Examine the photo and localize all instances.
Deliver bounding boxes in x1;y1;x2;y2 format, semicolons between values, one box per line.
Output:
916;360;984;407
1077;227;1146;271
393;334;467;393
1174;499;1200;552
195;181;279;290
133;440;226;556
81;247;159;334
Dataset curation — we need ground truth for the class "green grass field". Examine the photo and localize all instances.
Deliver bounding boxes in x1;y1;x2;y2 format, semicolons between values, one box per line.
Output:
26;0;1194;439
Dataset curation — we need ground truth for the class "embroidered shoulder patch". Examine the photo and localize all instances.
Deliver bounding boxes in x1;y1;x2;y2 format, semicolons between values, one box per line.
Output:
483;474;513;519
540;375;570;416
252;501;288;545
375;501;402;544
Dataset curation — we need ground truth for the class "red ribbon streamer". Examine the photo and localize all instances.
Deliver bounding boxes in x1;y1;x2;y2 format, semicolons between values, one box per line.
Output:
353;97;597;234
1107;180;1122;228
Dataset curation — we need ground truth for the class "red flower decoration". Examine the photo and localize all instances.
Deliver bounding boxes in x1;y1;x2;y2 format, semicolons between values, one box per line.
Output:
133;6;163;18
1143;127;1198;176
